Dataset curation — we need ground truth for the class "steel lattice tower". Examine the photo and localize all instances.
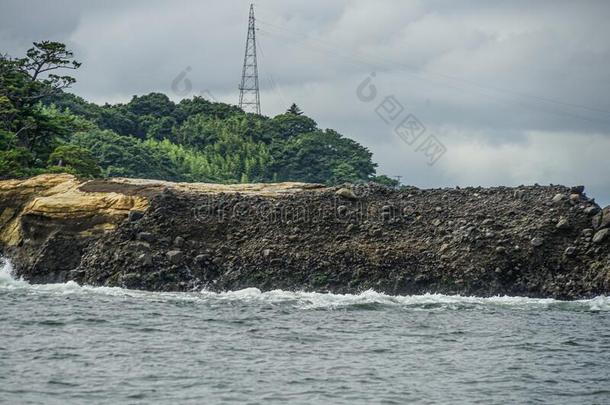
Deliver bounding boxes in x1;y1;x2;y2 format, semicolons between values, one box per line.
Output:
238;4;261;115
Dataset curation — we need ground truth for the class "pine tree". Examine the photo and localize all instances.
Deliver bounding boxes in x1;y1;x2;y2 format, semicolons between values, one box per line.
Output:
286;103;303;115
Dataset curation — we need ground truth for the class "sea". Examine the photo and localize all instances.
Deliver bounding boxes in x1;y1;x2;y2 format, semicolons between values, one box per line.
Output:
1;257;609;404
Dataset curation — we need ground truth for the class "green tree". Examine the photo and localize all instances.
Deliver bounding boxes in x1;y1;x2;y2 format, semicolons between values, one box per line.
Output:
270;113;317;139
330;162;361;184
286;103;303;115
371;175;400;188
0;147;34;178
0;41;80;157
71;129;183;180
47;144;102;178
127;93;174;118
273;129;376;184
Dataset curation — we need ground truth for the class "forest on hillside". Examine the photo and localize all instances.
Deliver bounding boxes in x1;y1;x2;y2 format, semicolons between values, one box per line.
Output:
0;41;398;186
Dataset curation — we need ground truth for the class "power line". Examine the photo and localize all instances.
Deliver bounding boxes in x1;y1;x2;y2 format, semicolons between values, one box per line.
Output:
254;17;610;125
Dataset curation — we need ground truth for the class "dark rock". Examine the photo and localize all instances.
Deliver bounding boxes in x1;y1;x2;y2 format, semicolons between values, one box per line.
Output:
131;241;151;252
5;178;610;300
592;214;602;229
555;218;570;230
174;236;185;248
194;254;207;266
570;185;585;195
592;229;609;244
584;206;600;216
138;252;152;266
137;232;156;243
564;246;577;257
600;206;610;229
337;205;348;216
369;228;382;237
166;250;184;264
128;211;145;222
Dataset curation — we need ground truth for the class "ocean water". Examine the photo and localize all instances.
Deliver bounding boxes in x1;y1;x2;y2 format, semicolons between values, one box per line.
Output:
1;258;609;404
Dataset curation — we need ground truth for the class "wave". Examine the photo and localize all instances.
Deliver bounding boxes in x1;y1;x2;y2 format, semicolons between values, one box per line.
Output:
1;257;608;311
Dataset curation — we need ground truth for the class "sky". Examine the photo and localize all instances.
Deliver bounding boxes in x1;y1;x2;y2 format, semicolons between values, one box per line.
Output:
1;0;609;204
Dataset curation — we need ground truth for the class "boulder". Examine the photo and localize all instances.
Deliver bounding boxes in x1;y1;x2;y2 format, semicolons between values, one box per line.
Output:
137;232;156;243
174;236;186;248
564;247;576;257
592;229;609;244
128;211;145;222
335;188;358;200
600;206;610;229
555;218;571;230
166;250;184;264
531;237;544;247
551;193;566;204
584;206;600;216
592;213;603;229
336;205;348;216
137;252;152;266
194;254;207;266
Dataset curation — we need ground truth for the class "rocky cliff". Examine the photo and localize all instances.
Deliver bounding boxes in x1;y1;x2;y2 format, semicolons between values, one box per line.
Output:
1;174;609;299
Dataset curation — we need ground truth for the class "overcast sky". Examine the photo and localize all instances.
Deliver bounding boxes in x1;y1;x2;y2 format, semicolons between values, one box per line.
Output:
1;0;609;204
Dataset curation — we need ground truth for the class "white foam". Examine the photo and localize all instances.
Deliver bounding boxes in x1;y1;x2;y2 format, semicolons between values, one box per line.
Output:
1;257;608;311
198;287;610;311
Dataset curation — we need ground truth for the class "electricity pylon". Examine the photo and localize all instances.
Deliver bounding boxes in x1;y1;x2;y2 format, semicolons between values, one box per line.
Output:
238;4;261;115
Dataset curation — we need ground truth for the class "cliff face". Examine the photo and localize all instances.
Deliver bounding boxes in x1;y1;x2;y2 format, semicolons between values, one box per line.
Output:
1;174;609;299
0;174;149;282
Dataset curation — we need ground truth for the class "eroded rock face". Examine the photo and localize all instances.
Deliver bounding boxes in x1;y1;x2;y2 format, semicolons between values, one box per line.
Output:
0;174;149;282
1;174;610;299
0;174;323;283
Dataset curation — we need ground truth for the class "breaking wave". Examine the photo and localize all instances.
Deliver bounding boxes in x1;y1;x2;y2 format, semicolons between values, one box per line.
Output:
1;257;608;311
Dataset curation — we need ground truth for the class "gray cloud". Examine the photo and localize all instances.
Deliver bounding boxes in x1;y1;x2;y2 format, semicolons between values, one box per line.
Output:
1;0;609;203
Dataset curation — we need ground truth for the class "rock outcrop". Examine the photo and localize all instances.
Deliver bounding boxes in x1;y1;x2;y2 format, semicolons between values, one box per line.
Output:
1;174;609;299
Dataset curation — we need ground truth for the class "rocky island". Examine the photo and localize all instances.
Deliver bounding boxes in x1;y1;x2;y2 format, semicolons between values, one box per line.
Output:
1;174;609;299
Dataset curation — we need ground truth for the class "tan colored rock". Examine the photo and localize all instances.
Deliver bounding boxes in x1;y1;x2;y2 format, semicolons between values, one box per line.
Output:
0;174;327;247
0;174;148;246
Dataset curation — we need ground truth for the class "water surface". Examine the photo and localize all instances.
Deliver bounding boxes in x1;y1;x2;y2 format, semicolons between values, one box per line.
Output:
1;259;609;404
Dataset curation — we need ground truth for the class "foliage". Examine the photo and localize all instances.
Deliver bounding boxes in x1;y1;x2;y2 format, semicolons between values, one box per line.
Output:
272;129;376;184
371;175;400;188
70;129;183;180
0;147;34;178
0;41;82;176
286;103;303;115
47;144;102;178
1;41;397;185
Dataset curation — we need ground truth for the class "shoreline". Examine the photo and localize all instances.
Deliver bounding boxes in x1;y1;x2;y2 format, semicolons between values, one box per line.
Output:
1;174;609;300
